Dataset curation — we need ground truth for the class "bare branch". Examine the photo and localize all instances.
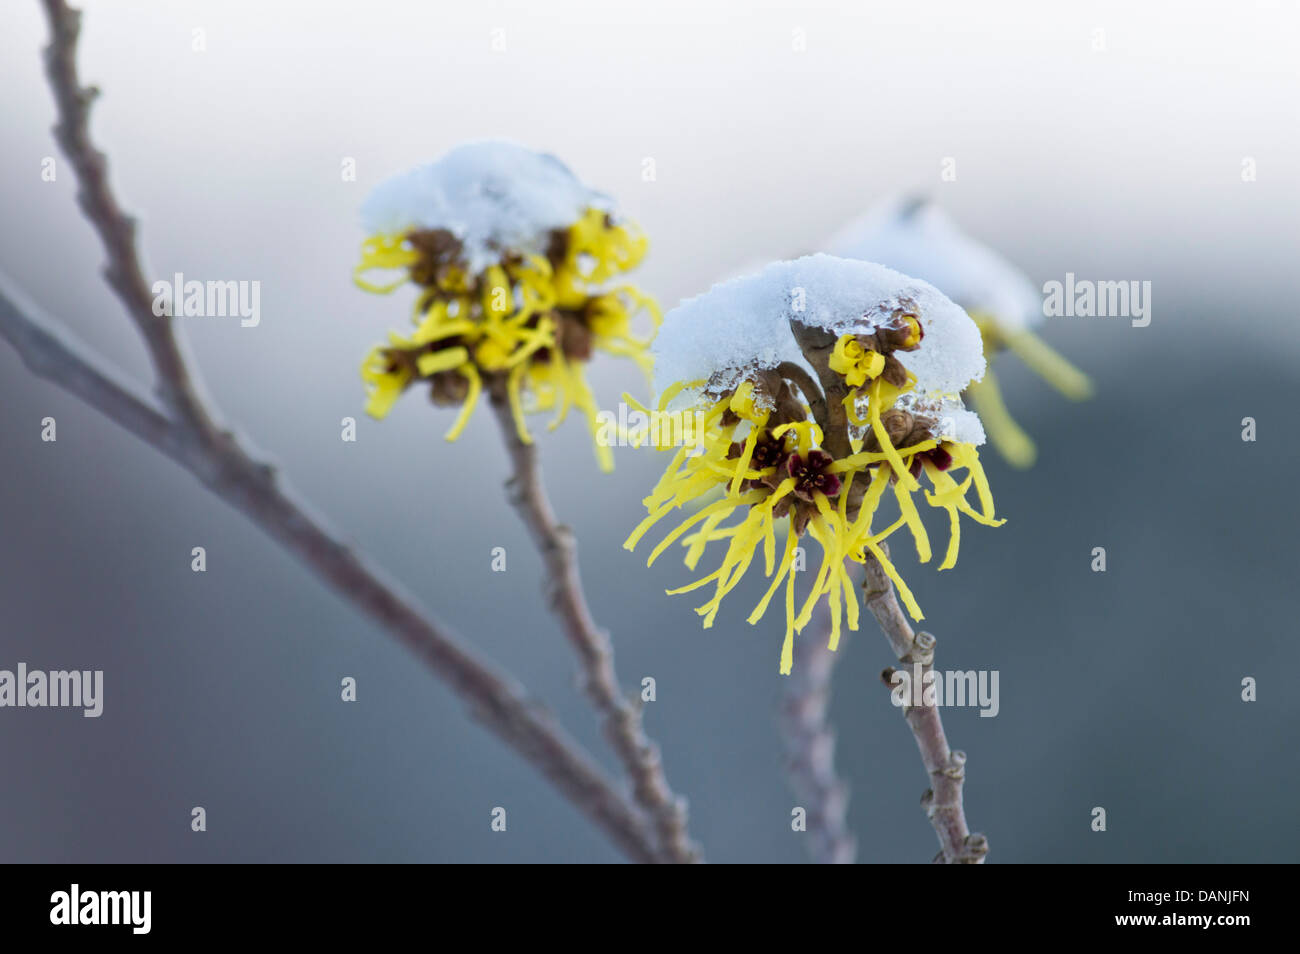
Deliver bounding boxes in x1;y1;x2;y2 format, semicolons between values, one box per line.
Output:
866;553;987;864
16;0;663;864
792;317;987;863
487;387;701;863
0;274;178;450
775;360;829;438
40;0;212;434
780;606;857;864
0;276;659;863
788;321;853;459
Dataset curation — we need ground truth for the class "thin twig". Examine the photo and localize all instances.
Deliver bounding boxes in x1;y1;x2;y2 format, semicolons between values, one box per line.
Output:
41;0;211;434
487;388;701;863
788;317;987;863
779;606;857;864
775;360;830;438
17;0;662;864
865;551;988;864
787;324;853;459
777;353;856;863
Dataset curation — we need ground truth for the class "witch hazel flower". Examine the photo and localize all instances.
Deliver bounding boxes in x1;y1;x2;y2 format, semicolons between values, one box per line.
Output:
826;195;1092;468
352;141;660;470
624;254;1004;674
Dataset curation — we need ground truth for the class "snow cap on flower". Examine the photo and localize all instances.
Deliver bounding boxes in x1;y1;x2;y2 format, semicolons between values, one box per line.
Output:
361;140;613;273
353;141;659;470
652;254;986;443
825;196;1041;331
627;254;1005;674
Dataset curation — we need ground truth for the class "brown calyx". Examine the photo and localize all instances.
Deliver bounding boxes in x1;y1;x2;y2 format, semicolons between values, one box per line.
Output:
405;228;465;287
429;369;471;406
552;310;593;362
861;409;954;479
726;428;791;493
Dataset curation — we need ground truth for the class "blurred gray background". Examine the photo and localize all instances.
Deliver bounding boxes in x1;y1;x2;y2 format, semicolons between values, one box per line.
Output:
1;0;1297;862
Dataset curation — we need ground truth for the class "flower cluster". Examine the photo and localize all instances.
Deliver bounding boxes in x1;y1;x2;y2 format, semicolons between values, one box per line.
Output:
353;142;659;470
626;256;1002;673
826;195;1091;467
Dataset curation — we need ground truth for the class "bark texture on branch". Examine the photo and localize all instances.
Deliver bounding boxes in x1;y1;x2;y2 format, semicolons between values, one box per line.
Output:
788;317;987;863
866;552;988;864
487;388;700;864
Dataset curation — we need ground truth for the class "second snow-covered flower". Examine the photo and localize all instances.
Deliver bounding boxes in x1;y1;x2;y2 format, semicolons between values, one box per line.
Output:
626;255;1004;674
353;141;659;470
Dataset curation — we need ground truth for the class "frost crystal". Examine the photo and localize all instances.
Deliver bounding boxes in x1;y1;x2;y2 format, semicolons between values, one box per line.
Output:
825;196;1042;330
361;141;612;273
653;254;986;410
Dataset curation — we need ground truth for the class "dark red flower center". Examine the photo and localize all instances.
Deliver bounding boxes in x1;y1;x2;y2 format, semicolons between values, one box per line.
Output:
908;444;954;479
750;435;788;470
786;450;842;502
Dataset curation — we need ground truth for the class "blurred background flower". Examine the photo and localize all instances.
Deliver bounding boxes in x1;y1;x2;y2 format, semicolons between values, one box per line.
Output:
826;195;1092;468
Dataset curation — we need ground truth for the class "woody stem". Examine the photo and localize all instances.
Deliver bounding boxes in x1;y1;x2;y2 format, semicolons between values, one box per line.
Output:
787;323;853;459
775;360;830;439
865;555;987;864
485;380;701;864
791;319;987;864
779;604;857;863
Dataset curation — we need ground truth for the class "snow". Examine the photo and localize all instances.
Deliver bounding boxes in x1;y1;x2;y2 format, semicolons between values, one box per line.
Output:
825;195;1042;330
360;141;610;272
892;393;987;446
652;255;986;426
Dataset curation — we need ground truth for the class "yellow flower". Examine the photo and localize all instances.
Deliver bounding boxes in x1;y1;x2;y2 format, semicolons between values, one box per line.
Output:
360;337;415;419
627;322;1003;675
828;336;886;388
353;204;658;469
